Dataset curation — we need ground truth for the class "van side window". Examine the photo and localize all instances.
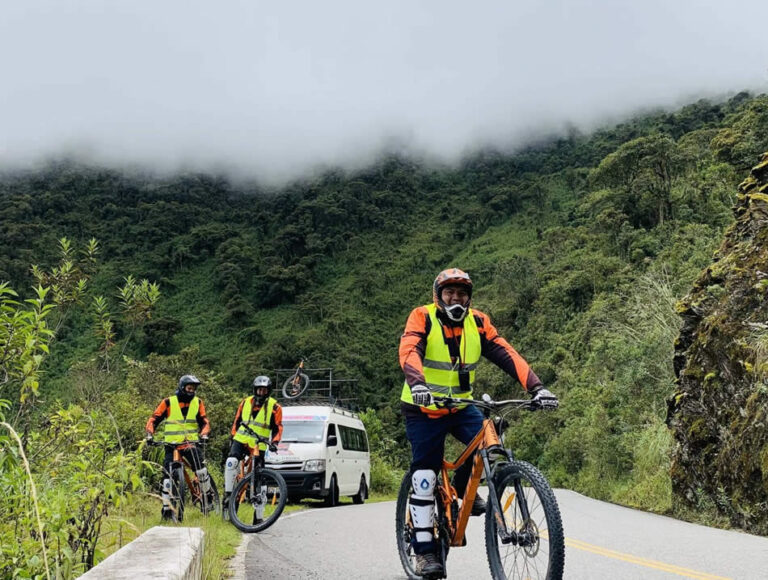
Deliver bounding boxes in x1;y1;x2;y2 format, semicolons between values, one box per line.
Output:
338;425;369;452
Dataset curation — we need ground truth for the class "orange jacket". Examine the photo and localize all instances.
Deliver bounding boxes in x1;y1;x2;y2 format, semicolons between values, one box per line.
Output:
399;306;542;412
145;397;211;436
230;398;283;443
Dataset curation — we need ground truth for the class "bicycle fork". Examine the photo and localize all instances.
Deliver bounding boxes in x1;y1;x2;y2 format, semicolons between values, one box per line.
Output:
249;474;269;520
481;450;532;546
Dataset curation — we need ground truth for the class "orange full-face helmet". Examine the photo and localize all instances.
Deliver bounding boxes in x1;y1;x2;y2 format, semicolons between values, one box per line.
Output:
432;268;473;322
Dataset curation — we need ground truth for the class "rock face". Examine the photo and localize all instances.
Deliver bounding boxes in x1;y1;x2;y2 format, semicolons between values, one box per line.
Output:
668;152;768;533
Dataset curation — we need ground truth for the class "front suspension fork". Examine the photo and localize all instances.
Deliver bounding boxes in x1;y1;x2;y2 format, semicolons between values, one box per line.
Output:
481;449;528;545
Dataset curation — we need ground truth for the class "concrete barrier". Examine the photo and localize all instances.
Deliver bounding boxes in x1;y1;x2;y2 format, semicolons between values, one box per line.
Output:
78;526;204;579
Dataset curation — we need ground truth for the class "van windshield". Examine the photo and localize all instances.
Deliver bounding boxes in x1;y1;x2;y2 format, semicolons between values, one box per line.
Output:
281;421;325;443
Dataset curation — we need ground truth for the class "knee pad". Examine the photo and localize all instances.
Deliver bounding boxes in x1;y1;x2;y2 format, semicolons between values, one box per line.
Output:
410;470;436;543
161;478;171;506
224;457;239;492
255;485;268;518
196;468;211;493
411;469;436;498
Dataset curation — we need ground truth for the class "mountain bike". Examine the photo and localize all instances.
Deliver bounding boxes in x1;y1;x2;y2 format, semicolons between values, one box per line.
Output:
281;358;310;399
148;440;220;523
227;430;288;533
395;395;565;580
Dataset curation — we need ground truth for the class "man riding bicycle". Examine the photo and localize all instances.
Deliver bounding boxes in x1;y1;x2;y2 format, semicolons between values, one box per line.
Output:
145;374;214;519
400;268;558;577
223;375;283;523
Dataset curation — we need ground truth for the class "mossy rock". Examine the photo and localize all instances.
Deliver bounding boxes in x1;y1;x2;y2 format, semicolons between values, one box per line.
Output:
669;151;768;533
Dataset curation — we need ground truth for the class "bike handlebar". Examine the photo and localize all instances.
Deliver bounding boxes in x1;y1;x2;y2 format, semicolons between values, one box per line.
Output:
238;424;278;450
433;395;545;412
145;439;208;448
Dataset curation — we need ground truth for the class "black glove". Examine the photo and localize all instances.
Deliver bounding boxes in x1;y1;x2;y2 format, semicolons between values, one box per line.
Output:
200;435;209;443
410;384;433;407
268;443;278;453
530;387;558;410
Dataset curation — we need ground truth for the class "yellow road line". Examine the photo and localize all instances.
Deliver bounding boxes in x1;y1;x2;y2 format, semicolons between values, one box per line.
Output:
564;537;732;580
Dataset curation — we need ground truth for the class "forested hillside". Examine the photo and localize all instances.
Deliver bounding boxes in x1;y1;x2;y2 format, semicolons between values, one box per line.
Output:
2;91;768;576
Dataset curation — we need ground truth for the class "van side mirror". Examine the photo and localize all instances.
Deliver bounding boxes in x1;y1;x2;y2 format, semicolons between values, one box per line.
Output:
327;434;338;447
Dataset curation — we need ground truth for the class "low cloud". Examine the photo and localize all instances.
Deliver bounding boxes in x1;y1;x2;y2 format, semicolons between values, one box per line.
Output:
2;0;767;183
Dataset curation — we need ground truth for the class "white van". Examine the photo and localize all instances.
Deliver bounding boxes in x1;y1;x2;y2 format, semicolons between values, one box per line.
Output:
265;405;371;506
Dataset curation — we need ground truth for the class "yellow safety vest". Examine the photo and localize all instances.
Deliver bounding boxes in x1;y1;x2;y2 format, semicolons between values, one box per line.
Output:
233;396;276;451
401;303;481;410
164;396;200;443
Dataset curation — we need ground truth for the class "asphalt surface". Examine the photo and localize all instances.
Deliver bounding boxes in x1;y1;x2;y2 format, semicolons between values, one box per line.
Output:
238;490;768;579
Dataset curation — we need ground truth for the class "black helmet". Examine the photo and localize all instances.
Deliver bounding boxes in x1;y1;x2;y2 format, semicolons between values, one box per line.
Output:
176;374;201;403
252;375;272;403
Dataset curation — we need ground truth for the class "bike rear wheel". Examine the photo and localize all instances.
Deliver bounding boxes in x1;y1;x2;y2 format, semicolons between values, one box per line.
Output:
229;468;288;533
485;460;565;580
395;473;420;579
395;472;449;579
282;373;310;399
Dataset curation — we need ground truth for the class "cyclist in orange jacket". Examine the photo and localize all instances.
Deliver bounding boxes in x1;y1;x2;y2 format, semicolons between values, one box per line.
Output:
145;374;214;518
399;268;558;577
223;375;283;522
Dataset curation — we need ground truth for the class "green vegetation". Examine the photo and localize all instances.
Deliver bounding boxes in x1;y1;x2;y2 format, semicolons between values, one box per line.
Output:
2;91;768;576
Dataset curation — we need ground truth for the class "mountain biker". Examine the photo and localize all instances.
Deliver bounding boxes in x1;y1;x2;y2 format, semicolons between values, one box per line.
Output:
400;268;558;577
145;374;214;519
223;375;283;523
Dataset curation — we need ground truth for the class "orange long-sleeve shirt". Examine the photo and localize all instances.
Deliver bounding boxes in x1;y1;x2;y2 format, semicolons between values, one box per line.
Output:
399;305;542;399
230;398;283;443
145;397;211;436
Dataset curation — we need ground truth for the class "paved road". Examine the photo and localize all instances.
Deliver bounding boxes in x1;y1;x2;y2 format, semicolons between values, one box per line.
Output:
238;490;768;579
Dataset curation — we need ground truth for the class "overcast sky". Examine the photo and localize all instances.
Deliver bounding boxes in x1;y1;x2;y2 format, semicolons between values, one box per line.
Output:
1;0;767;183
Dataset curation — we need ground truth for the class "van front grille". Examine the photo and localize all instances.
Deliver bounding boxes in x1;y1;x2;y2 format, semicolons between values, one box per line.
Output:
266;462;304;470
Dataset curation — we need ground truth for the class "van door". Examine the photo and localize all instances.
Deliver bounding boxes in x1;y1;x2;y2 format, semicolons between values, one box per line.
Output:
325;423;339;490
340;424;368;495
334;424;352;494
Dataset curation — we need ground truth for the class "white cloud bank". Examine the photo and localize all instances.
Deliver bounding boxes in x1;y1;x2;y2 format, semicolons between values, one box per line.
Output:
1;0;767;182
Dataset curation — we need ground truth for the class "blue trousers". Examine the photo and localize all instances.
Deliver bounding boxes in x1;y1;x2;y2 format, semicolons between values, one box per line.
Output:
405;405;484;554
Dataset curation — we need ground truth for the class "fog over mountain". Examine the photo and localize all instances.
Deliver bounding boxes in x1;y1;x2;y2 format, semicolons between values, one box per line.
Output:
2;0;767;183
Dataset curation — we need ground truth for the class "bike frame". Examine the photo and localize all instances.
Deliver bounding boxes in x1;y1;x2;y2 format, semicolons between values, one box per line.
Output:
178;447;200;503
292;359;305;385
169;442;206;504
436;403;528;548
234;445;257;501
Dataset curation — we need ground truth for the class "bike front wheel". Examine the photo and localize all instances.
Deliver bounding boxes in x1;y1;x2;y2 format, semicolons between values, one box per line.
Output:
282;373;310;399
485;460;565;580
229;468;288;533
171;466;186;523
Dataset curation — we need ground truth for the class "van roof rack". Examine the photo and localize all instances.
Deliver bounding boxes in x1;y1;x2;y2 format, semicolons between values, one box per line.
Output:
272;366;361;415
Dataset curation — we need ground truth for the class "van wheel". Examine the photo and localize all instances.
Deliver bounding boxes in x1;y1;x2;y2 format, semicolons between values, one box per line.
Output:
324;475;339;507
353;476;367;505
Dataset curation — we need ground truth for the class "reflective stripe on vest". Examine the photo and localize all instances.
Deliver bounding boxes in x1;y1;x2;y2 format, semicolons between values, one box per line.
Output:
233;396;276;451
401;303;481;410
164;396;200;443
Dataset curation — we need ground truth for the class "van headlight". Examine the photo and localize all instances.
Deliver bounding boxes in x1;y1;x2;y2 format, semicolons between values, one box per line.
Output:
304;459;326;472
